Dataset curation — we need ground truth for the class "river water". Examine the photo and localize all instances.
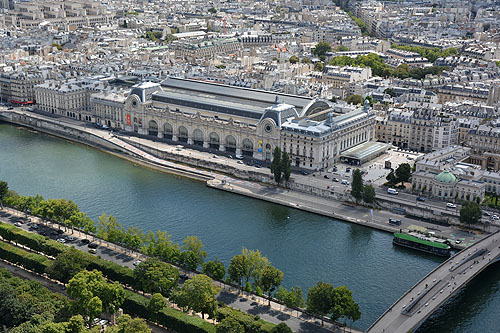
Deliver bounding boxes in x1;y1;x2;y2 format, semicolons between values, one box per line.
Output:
1;123;499;331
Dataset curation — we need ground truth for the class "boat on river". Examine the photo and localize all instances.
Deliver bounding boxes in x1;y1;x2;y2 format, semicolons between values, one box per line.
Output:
393;232;451;257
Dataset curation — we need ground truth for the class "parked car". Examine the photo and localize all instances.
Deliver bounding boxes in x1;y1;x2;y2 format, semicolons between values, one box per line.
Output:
235;154;244;160
324;175;330;179
39;231;47;236
14;222;22;227
341;179;350;186
300;171;309;175
332;178;340;182
56;238;66;243
492;215;499;221
446;203;457;209
80;238;90;244
416;196;425;202
133;260;142;266
389;218;402;226
227;155;233;159
333;166;338;172
237;160;244;164
88;243;98;249
483;211;491;217
66;236;76;242
346;167;351;172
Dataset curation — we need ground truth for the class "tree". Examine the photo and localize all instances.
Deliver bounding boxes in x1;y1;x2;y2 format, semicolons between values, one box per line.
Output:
312;42;332;58
106;314;151;333
228;254;247;289
270;323;293;333
46;247;92;283
301;57;312;64
395;163;412;185
180;235;207;271
0;181;8;208
288;55;299;64
336;45;349;52
281;151;291;184
307;281;335;326
332;285;359;323
203;256;226;281
87;296;102;328
133;258;179;297
286;286;305;308
346;95;363;105
259;265;283;305
67;269;124;327
67;315;85;333
392;64;410;79
351;169;363;202
362;184;376;203
216;315;245;333
386;171;397;186
460;201;482;225
365;95;374;107
270;147;282;184
173;274;219;319
384;88;396;97
208;7;217;14
97;214;124;245
143;230;181;264
314;62;324;72
275;286;289;304
148;293;167;322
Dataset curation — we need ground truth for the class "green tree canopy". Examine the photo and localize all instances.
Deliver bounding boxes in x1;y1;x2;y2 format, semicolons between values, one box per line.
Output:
346;95;363;105
173;274;219;319
133;258;179;297
459;201;482;225
313;62;324;72
301;57;312;64
180;235;207;271
0;181;8;206
386;170;397;185
47;247;93;283
288;55;299;64
106;314;151;333
312;42;332;58
216;315;245;333
351;169;363;202
148;293;167;322
270;147;283;184
259;265;283;304
336;45;349;51
395;163;412;185
203;256;226;281
281;151;291;184
362;184;376;203
307;281;336;326
270;322;293;333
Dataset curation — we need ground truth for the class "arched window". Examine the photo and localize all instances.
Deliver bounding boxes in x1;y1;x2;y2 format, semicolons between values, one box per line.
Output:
225;135;237;153
242;138;253;157
178;126;188;142
209;132;220;149
193;128;204;146
148;120;158;136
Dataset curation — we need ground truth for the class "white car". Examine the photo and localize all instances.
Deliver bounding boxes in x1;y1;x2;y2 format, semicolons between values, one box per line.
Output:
446;203;457;209
56;238;66;243
133;260;142;266
492;215;499;220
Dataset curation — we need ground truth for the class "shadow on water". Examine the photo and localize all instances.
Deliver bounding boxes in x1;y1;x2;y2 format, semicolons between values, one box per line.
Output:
265;205;292;224
417;264;500;333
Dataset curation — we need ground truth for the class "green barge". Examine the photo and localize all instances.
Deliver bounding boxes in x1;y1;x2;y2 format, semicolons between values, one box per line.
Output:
393;232;451;257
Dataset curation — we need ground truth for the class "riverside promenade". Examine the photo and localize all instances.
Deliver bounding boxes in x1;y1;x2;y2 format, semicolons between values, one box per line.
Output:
0;207;357;333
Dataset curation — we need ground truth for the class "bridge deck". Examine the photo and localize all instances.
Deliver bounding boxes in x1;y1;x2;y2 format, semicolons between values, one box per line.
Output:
367;231;500;333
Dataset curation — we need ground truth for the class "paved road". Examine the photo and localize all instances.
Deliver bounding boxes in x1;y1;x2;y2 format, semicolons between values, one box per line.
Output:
367;231;500;333
0;208;348;333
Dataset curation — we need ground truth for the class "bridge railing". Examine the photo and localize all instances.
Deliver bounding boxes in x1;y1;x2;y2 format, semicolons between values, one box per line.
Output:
367;230;500;332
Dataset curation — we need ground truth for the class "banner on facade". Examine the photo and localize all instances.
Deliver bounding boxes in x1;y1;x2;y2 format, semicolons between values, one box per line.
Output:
126;114;131;126
257;140;263;152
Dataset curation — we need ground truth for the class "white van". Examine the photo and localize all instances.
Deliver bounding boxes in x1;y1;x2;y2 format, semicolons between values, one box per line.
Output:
341;179;349;186
387;188;398;195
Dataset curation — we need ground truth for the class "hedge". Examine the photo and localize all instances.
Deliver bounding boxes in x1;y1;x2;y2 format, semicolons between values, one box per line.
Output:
87;256;135;287
216;305;276;332
0;241;51;274
122;290;216;333
0;222;66;257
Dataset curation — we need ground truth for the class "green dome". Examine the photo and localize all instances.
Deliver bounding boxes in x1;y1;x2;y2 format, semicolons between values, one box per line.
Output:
435;170;456;183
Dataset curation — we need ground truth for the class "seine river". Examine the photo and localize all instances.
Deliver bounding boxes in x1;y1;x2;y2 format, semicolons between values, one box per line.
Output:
1;123;499;331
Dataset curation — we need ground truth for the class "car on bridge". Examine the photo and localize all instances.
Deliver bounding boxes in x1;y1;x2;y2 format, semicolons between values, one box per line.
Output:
417;196;425;202
446;203;457;209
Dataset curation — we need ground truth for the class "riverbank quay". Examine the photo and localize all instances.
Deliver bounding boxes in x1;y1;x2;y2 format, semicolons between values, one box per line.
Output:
206;179;484;251
0;109;485;250
0;206;355;333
